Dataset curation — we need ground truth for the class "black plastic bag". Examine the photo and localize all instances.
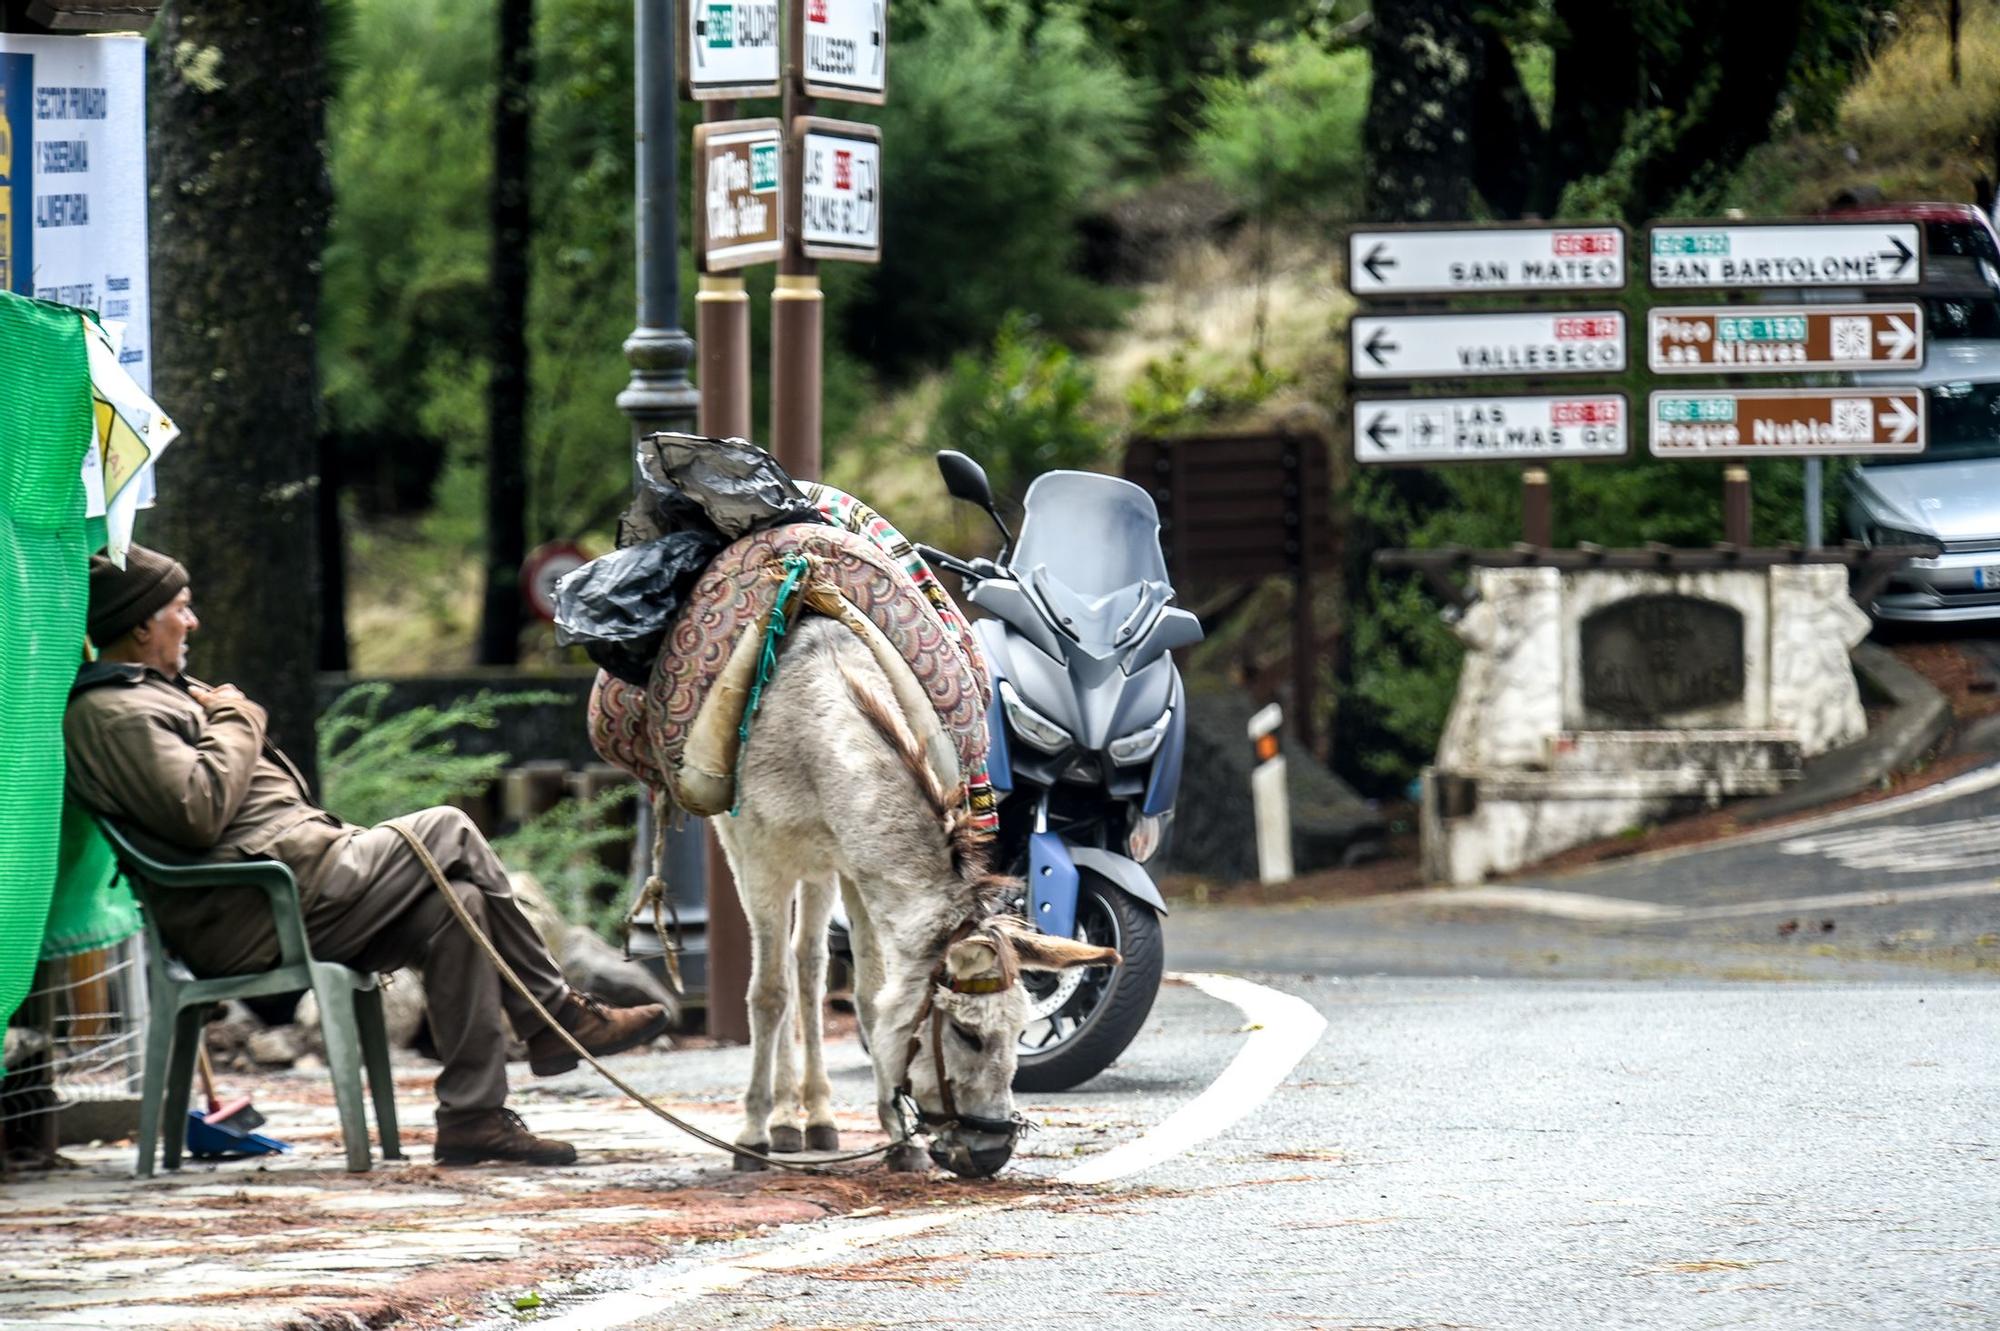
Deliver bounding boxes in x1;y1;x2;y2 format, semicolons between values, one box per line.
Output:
553;530;725;686
632;432;825;541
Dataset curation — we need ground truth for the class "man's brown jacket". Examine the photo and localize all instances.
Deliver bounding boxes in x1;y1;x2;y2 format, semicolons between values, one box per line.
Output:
64;662;352;975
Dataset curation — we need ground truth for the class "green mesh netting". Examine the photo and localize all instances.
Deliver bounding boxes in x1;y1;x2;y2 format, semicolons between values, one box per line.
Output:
44;794;140;959
0;291;94;1035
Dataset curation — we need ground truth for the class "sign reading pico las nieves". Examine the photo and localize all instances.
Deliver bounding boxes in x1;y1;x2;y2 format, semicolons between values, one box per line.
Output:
1346;225;1626;296
1649;389;1926;456
1350;310;1626;380
693;119;781;271
1648;304;1922;374
1354;395;1629;463
683;2;780;99
795;0;887;103
793;118;880;262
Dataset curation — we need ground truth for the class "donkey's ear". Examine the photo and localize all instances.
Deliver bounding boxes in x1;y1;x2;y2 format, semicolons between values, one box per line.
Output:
945;935;1004;981
1009;931;1120;972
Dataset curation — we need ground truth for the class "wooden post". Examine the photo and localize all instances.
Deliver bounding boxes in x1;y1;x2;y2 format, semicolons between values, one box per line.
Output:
1522;468;1552;547
771;66;821;483
1723;465;1752;545
1281;436;1317;752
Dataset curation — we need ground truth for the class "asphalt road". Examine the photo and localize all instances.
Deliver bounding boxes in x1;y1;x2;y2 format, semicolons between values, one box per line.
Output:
478;773;2000;1331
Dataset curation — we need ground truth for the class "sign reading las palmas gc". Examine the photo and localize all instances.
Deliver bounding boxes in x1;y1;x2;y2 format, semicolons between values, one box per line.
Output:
793;118;880;262
1354;394;1629;463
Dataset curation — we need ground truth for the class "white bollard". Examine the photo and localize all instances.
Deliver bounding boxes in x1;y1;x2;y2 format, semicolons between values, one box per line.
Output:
1247;703;1294;884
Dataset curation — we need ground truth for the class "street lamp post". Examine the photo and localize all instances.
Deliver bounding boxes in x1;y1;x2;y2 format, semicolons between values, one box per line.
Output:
618;0;711;1020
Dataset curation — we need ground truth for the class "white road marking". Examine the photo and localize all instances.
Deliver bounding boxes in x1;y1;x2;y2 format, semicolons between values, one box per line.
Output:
1414;879;2000;924
1780;813;2000;874
528;971;1324;1330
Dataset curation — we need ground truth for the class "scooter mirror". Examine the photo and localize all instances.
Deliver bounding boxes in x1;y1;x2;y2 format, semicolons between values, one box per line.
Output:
936;450;995;508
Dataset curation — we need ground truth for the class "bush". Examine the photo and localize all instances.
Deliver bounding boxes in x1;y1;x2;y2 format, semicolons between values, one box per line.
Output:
927;313;1108;500
839;0;1153;370
318;683;566;828
1192;37;1370;219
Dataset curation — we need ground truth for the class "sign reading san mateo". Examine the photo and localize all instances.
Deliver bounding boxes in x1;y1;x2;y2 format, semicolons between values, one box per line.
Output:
693;118;782;271
1648;222;1921;289
1354;394;1629;463
1351;309;1626;380
1649;304;1921;374
794;0;887;103
1649;389;1926;456
1347;224;1625;296
682;2;781;98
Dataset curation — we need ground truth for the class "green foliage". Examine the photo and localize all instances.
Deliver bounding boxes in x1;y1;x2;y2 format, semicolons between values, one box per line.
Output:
1193;38;1369;218
840;0;1152;369
1344;574;1463;787
929;313;1108;498
493;785;639;939
318;683;564;828
1123;348;1291;436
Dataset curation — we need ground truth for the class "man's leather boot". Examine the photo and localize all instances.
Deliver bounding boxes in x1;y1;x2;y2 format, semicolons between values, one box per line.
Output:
434;1107;577;1166
526;990;672;1076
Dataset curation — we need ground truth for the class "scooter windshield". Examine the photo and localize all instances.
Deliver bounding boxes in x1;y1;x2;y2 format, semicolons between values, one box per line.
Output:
1010;472;1171;646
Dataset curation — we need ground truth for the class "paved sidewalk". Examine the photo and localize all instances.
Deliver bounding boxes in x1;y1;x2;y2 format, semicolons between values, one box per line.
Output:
0;1035;1130;1331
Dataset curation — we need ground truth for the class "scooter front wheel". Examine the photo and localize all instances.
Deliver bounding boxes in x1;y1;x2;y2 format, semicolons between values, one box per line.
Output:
1012;871;1163;1093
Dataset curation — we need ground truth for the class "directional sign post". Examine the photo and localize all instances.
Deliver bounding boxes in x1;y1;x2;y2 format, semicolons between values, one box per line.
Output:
1648;304;1922;374
1648;389;1926;457
794;0;888;103
1353;394;1631;464
1647;222;1921;289
693;119;783;271
1347;225;1626;297
1351;310;1627;380
681;2;781;99
792;118;881;262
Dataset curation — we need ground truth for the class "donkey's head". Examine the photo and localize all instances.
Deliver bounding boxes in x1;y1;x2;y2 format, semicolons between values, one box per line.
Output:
900;915;1118;1178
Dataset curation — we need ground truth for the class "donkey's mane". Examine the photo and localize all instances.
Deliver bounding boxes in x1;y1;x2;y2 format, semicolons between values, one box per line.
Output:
838;662;1016;915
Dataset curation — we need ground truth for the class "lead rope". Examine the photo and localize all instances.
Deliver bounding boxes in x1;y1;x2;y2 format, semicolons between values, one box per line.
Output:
388;820;903;1174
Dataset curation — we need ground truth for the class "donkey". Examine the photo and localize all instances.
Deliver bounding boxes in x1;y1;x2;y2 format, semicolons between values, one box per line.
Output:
711;615;1118;1176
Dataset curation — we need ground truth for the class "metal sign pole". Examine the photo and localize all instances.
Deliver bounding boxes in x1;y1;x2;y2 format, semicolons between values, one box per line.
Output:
1804;457;1823;550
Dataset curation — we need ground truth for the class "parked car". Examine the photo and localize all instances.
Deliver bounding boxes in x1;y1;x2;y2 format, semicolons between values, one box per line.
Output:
1812;203;2000;341
1846;339;2000;621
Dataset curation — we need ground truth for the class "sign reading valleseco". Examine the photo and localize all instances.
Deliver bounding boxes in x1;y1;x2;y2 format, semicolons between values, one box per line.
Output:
1648;304;1922;374
682;2;780;99
792;118;880;262
1350;310;1626;380
1647;223;1921;289
793;0;888;103
1353;395;1629;463
1649;389;1926;456
1346;225;1625;297
693;119;782;271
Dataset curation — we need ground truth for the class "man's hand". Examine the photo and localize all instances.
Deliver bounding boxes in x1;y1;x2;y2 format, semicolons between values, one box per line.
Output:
188;683;247;713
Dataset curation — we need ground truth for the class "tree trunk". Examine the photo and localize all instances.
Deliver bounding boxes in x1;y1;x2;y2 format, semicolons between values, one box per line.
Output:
478;0;534;666
1361;0;1482;223
149;0;330;788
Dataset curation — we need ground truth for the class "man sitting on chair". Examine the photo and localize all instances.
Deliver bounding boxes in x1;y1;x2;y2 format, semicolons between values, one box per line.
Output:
64;545;671;1167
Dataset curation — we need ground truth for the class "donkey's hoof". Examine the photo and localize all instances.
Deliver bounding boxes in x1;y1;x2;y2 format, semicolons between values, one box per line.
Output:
733;1144;771;1172
805;1124;841;1152
769;1125;805;1153
885;1142;929;1173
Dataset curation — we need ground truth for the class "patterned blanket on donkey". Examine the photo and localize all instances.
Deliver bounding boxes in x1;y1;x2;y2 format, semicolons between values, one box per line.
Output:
590;491;995;830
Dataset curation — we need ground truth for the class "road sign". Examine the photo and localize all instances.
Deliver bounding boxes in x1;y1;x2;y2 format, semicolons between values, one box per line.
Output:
1648;303;1922;374
793;0;887;103
693;119;782;271
1647;222;1921;289
1648;389;1926;457
681;2;781;99
1349;310;1626;380
523;541;588;624
1345;225;1625;297
792;118;880;262
1353;395;1630;464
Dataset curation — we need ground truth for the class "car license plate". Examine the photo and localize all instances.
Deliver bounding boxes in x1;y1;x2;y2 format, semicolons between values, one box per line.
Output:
1978;567;2000;590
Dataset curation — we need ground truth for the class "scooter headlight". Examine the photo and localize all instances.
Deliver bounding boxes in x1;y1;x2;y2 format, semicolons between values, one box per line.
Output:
1000;680;1072;754
1108;709;1172;765
1128;812;1168;864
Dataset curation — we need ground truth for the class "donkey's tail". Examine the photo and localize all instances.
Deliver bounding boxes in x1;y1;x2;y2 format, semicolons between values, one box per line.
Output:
838;663;1003;891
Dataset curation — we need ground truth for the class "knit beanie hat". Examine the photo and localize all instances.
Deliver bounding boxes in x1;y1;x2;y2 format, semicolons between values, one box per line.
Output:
87;544;190;646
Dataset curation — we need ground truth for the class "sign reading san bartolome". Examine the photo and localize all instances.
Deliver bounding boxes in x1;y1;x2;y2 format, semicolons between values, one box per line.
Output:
1647;222;1921;289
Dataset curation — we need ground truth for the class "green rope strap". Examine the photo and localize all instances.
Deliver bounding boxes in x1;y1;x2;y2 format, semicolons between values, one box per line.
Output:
731;553;813;815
